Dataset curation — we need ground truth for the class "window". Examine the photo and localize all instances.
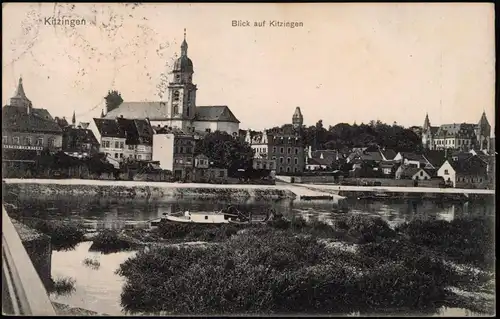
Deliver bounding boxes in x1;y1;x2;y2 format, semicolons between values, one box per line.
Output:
115;141;119;148
120;142;124;149
128;145;134;150
137;155;142;160
286;167;290;173
287;158;291;164
444;169;449;175
13;137;20;145
36;137;43;146
173;104;179;114
219;171;224;177
294;158;298;165
273;147;277;153
295;167;298;172
120;153;124;158
173;91;180;101
280;147;284;154
287;147;291;154
176;74;180;81
295;148;298;155
186;107;190;117
279;167;284;173
420;171;423;176
3;136;8;144
180;146;184;153
103;141;110;148
272;156;276;160
24;137;31;146
48;137;54;148
280;157;284;164
114;153;118;158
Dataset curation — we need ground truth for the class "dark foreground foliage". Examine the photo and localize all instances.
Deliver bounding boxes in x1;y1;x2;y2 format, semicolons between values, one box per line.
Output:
395;216;495;271
116;214;494;315
18;218;85;251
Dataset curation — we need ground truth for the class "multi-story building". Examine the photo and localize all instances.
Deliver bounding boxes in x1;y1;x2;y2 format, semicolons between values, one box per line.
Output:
152;126;199;180
93;117;153;163
421;112;491;151
2;78;62;166
245;107;306;174
58;114;100;159
102;30;240;135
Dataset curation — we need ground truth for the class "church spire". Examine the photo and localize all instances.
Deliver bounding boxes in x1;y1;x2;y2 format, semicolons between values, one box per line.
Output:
10;76;32;110
423;113;431;130
15;77;27;99
181;28;188;56
100;109;105;118
72;110;76;125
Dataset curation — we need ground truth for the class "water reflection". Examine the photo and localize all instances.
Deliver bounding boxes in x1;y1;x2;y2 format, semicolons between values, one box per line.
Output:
51;241;136;316
8;196;494;231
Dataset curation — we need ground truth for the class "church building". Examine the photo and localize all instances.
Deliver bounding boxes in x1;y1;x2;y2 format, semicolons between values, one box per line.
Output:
103;30;240;135
421;112;491;152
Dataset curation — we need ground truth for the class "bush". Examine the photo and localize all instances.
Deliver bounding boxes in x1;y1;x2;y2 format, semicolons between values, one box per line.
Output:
116;229;467;315
152;221;245;243
332;215;396;244
395;217;495;270
47;276;76;296
18;218;85;251
89;230;134;253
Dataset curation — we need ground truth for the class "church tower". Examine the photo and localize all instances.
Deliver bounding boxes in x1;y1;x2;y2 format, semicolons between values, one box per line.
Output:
475;111;491;151
10;77;33;114
292;107;303;129
166;29;197;129
422;113;434;150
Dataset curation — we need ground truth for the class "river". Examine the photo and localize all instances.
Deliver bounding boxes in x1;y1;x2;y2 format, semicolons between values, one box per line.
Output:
7;196;495;316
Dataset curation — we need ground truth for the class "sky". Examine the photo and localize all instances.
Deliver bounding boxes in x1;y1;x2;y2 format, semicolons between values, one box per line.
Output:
2;3;496;134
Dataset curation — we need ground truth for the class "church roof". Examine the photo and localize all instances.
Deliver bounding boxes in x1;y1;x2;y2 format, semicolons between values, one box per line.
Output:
194;106;240;123
104;102;170;120
2;105;62;134
103;102;240;123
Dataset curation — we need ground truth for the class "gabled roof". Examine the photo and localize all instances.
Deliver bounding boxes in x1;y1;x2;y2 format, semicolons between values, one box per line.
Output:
62;127;99;146
400;152;428;162
195;106;240;123
104;102;240;123
2;105;62;134
423;150;448;168
380;149;397;160
449;156;488;175
400;166;429;178
307;157;331;166
104;102;170;120
435;123;476;138
359;151;383;162
93;118;153;145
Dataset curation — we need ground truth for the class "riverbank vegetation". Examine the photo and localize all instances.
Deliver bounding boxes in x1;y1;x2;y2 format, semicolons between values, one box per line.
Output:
14;217;86;251
116;215;494;315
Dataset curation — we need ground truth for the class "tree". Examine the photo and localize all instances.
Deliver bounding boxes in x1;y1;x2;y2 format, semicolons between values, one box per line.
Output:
105;90;124;113
194;131;254;177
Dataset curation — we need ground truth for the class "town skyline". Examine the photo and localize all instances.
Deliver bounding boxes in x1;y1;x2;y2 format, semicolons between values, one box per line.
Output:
2;3;495;133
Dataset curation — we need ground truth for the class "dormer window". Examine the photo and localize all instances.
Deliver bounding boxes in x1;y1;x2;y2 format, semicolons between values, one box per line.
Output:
175;74;181;81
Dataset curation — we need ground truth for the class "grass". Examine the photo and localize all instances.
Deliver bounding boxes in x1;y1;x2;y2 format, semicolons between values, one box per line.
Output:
115;215;494;315
47;277;76;297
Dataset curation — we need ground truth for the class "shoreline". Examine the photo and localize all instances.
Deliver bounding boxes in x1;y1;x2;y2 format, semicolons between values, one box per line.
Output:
4;178;341;202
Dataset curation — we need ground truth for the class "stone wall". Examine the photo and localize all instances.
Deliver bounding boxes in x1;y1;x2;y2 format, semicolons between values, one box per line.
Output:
11;219;52;289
